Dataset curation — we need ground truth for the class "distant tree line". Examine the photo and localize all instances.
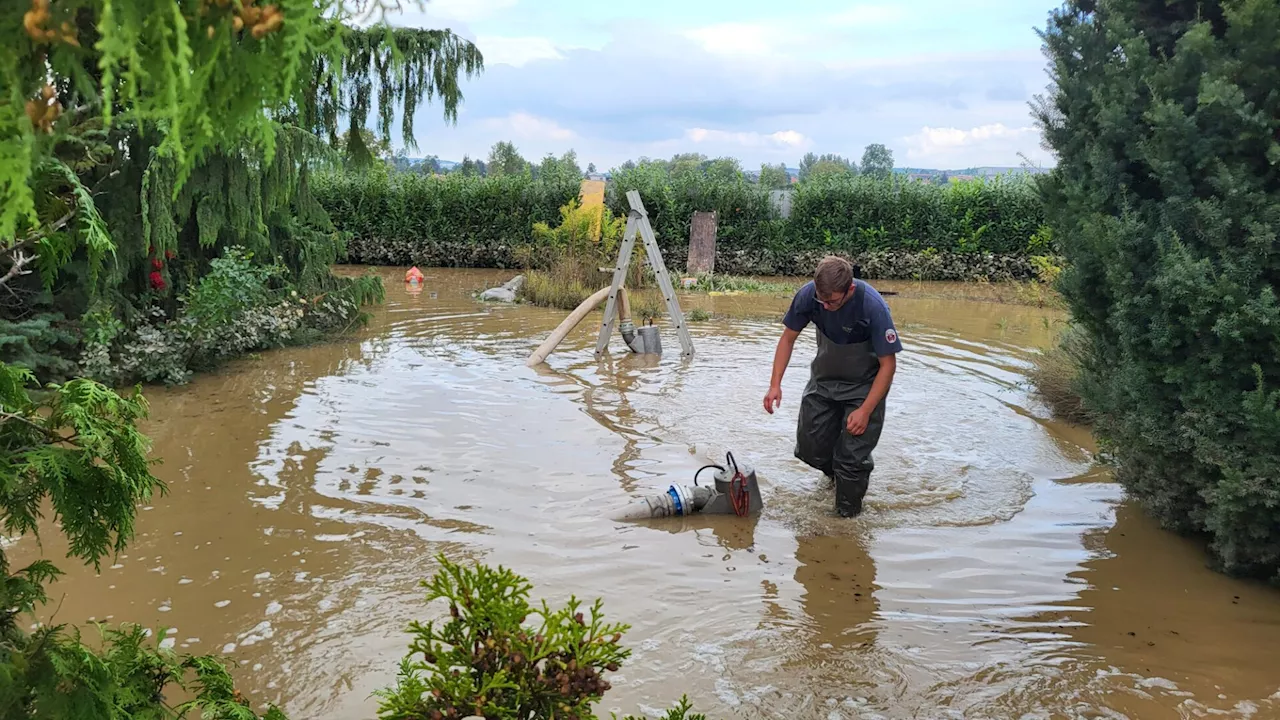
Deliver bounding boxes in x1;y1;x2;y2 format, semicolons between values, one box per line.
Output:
367;141;931;188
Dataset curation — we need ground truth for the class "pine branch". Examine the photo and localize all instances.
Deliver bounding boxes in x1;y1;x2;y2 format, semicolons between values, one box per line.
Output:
1;164;120;290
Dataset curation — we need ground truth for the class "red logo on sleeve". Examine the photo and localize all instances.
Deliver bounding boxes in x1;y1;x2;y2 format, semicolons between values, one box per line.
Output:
885;328;898;344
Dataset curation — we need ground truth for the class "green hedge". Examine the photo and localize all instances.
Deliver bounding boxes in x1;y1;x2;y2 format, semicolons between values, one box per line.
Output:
317;167;1051;279
604;165;1049;268
313;170;581;268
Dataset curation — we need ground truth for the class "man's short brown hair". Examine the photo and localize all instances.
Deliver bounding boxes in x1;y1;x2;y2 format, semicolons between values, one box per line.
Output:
814;256;853;296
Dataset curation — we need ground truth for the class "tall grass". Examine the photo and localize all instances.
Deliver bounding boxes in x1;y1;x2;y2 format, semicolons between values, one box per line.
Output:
1027;323;1092;425
515;198;649;310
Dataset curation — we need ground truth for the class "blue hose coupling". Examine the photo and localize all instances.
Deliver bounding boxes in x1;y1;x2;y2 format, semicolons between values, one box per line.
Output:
666;484;693;517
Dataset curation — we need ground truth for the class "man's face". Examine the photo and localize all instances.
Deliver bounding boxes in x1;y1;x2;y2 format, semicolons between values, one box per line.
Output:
816;283;853;311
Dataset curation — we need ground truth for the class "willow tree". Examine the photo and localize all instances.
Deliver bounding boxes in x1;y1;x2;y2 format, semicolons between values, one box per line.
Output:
0;2;484;715
304;26;483;167
0;1;483;382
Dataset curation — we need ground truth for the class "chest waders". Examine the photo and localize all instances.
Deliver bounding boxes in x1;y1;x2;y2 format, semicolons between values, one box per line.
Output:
793;328;885;517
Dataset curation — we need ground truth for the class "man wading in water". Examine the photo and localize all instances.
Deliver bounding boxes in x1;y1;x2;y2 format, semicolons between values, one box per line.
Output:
762;256;902;517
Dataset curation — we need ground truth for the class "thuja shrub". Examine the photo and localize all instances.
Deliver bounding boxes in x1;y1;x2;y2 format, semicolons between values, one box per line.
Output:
711;248;1058;281
375;554;704;720
604;165;1047;269
313;170;581;268
785;173;1044;254
1036;0;1280;579
316;167;1051;279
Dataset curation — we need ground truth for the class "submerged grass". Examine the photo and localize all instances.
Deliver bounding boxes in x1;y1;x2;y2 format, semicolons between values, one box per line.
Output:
1027;322;1092;425
520;270;601;310
682;273;803;296
513;268;1065;312
879;279;1065;308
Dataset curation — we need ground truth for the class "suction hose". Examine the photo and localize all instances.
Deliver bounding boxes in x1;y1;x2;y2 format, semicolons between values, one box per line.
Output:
618;287;638;351
526;286;611;367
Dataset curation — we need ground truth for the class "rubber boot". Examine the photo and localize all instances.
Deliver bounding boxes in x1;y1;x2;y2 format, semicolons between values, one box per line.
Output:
834;472;869;518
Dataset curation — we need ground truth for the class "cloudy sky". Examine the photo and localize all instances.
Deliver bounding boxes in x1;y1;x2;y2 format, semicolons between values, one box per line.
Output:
380;0;1062;172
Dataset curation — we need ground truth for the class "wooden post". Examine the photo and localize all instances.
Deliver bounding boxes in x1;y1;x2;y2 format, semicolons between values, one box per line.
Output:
687;211;717;275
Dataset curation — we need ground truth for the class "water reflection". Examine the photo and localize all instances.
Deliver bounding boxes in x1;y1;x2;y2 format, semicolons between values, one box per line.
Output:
791;532;880;653
635;513;762;554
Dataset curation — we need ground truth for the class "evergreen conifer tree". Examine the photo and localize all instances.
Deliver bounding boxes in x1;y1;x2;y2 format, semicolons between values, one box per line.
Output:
1035;0;1280;579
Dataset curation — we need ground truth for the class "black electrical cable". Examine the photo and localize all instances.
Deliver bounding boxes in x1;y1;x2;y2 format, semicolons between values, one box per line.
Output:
693;464;724;486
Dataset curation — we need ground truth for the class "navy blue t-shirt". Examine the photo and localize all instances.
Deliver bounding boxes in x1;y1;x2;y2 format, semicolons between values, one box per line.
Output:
782;280;903;356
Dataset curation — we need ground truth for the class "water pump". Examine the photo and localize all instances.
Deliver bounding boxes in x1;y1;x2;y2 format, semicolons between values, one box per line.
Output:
611;452;763;521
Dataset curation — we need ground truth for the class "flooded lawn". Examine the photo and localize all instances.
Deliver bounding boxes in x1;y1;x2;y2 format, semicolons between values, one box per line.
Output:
14;267;1280;719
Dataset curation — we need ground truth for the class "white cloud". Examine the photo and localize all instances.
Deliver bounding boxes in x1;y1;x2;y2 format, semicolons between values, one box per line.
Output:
903;123;1050;167
390;18;1054;170
828;5;910;27
481;112;576;142
683;22;778;57
475;36;563;67
405;0;517;23
685;128;810;149
684;5;908;59
373;0;516;37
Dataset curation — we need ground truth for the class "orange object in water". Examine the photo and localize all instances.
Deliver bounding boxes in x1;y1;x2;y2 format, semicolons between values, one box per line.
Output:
405;266;424;284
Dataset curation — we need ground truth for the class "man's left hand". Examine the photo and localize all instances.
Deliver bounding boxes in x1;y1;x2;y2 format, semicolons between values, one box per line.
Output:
846;407;870;436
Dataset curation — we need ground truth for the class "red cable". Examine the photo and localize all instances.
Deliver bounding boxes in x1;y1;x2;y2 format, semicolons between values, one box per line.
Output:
729;469;750;517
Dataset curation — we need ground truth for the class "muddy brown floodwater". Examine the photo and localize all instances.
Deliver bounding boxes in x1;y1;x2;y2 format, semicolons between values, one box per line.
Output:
13;267;1280;719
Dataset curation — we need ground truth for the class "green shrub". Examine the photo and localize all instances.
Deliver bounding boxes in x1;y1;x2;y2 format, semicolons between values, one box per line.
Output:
603;162;779;271
375;555;620;719
314;163;1051;280
710;247;1059;281
78;246;382;387
374;555;705;720
314;170;581;268
514;198;650;311
785;173;1045;255
1036;0;1280;580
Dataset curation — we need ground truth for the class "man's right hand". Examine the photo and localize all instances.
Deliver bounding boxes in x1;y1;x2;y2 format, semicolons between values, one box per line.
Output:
763;385;782;414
